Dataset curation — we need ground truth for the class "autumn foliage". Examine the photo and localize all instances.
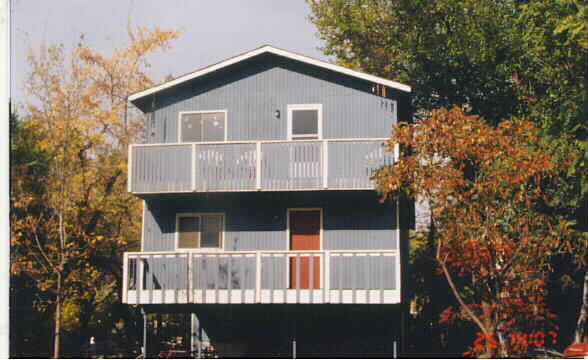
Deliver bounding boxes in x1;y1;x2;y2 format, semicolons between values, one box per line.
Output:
375;107;581;357
10;26;179;358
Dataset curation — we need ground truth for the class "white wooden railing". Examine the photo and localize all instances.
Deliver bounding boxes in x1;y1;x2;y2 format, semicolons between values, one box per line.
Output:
122;250;401;305
128;139;396;194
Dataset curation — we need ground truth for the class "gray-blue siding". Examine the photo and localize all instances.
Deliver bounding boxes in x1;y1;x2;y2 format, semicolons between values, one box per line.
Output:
143;55;400;143
136;255;396;291
142;191;398;252
137;191;399;291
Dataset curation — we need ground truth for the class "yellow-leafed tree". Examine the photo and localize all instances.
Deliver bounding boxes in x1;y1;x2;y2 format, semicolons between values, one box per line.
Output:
10;26;179;358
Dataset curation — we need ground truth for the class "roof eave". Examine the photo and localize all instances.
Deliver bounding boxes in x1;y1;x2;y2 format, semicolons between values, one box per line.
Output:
128;45;411;104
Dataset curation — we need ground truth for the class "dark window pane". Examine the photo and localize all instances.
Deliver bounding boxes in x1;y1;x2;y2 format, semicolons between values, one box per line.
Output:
181;113;202;142
178;216;199;248
201;113;225;141
181;112;225;142
292;110;318;136
201;215;222;248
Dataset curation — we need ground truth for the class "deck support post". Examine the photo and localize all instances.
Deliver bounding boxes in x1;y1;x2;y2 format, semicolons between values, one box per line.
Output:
255;252;262;303
191;313;200;358
141;307;147;358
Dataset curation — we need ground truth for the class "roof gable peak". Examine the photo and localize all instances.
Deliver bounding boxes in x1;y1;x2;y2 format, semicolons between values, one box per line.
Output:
129;45;410;103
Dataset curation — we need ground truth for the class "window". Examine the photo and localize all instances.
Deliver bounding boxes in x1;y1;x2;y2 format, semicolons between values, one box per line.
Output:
179;111;226;142
176;214;224;249
288;104;322;140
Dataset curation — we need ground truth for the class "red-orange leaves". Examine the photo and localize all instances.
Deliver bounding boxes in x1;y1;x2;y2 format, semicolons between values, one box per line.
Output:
374;107;581;358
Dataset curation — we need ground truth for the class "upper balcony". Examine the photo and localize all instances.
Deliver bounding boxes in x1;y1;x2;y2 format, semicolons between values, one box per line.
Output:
128;139;396;194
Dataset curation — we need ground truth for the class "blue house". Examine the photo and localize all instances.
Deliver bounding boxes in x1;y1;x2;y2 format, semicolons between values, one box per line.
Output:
123;45;412;358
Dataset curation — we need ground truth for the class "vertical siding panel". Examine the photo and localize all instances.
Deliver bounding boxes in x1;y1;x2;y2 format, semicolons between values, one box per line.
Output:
150;58;401;143
144;192;397;252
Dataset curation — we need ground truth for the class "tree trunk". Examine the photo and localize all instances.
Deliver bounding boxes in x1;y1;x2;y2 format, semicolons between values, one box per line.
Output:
53;272;62;359
574;268;588;343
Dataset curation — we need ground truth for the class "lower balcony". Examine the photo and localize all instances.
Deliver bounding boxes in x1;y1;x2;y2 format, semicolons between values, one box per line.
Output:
122;250;400;305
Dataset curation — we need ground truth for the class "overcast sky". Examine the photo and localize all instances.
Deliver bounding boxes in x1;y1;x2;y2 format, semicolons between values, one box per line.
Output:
10;0;327;108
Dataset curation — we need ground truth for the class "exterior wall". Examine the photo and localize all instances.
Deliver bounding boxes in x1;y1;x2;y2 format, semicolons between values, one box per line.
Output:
142;191;398;252
138;191;399;292
128;52;411;309
142;54;403;144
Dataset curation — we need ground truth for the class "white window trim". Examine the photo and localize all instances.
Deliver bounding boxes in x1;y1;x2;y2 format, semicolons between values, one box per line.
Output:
175;212;225;251
287;104;323;141
178;110;228;143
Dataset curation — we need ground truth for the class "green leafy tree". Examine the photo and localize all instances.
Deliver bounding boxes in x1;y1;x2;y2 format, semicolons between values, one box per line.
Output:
308;0;588;349
307;0;586;137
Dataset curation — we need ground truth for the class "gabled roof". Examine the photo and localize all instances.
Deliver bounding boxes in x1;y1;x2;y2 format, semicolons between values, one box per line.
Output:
128;45;411;103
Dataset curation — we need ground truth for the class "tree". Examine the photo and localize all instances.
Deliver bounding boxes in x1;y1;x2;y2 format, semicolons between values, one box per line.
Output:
10;26;179;358
10;111;54;357
308;0;588;349
374;107;585;357
307;0;586;137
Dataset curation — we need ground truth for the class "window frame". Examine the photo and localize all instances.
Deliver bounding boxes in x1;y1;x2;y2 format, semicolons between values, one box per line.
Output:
177;110;228;143
175;212;225;251
287;104;323;140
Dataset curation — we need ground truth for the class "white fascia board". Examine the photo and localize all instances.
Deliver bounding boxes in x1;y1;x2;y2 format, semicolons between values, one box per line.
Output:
268;46;411;92
128;45;411;103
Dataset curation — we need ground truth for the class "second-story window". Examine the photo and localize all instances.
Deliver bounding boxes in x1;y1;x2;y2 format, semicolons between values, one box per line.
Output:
288;104;322;140
179;111;226;142
177;213;224;250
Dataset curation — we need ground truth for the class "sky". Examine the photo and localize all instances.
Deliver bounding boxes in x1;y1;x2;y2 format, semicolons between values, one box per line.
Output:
5;2;324;353
10;0;328;108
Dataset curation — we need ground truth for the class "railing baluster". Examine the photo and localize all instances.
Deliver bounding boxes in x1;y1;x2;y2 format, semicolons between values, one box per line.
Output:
227;254;232;303
122;253;129;304
162;256;167;304
380;253;385;304
202;255;208;304
136;257;141;306
324;252;329;303
269;254;274;303
215;255;219;303
255;252;262;303
128;146;133;192
323;140;328;189
310;254;314;303
256;142;262;190
296;253;301;304
187;253;192;304
148;256;153;304
240;255;245;303
173;253;177;303
338;255;343;304
351;254;356;304
192;144;196;191
367;254;372;302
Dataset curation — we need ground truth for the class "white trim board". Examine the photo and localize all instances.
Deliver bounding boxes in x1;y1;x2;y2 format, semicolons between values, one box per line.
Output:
129;45;411;103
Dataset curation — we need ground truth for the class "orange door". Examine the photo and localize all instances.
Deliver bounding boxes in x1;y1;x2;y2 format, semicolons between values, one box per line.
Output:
289;210;321;289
